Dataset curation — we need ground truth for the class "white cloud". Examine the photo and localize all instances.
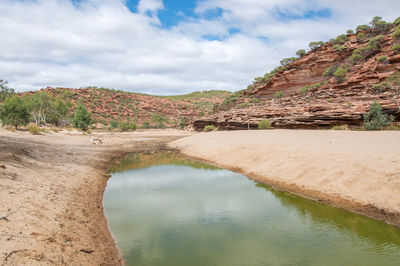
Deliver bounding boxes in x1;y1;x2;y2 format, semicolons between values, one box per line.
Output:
137;0;164;14
0;0;399;94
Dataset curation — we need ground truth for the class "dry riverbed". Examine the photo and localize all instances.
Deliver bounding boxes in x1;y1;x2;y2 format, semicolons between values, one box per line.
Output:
170;130;400;226
0;128;190;265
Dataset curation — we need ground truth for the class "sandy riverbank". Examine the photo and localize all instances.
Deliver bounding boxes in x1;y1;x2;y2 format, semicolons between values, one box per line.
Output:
0;128;190;265
169;130;400;226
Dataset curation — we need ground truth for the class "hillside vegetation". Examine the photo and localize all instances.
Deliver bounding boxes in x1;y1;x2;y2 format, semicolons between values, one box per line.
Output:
0;86;230;130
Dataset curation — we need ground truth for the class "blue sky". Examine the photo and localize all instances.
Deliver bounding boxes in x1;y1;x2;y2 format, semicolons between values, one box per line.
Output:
0;0;399;94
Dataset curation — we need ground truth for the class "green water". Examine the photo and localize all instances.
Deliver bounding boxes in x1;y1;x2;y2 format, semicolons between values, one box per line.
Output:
104;152;400;266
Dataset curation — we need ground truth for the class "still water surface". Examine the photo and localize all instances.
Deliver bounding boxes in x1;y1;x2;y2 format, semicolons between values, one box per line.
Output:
104;152;400;266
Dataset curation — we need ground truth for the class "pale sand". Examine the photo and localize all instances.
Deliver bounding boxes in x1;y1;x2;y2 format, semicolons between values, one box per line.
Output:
169;130;400;225
0;128;190;265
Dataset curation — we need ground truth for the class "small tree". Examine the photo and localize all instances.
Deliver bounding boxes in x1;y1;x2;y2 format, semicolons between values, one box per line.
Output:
0;95;30;129
347;29;354;35
309;41;325;51
296;49;306;57
363;101;393;130
179;116;186;130
0;80;15;102
73;104;91;131
280;57;298;66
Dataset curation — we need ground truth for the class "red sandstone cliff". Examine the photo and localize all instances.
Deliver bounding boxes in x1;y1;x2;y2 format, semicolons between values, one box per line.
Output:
193;29;400;130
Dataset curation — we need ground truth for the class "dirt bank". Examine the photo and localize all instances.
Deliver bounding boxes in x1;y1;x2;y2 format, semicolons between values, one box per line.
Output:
169;130;400;226
0;128;190;265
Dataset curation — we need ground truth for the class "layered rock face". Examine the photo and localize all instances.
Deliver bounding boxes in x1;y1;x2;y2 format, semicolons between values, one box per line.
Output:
194;32;400;131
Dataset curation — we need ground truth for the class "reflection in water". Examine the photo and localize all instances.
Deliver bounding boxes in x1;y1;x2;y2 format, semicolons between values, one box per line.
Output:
104;152;400;266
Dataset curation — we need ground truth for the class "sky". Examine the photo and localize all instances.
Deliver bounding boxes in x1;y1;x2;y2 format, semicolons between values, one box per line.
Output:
1;0;399;95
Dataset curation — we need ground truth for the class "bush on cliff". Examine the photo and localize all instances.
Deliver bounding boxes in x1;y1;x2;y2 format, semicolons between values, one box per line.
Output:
73;104;91;131
273;91;284;98
323;65;339;77
296;49;306;57
393;27;400;40
393;44;400;52
280;57;298;66
377;55;388;62
363;101;393;130
333;66;348;83
333;34;349;45
309;41;325;51
356;32;366;41
356;24;370;32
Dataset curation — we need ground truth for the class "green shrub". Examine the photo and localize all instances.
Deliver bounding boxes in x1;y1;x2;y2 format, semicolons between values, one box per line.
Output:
350;52;363;64
273;91;284;98
258;119;272;129
356;32;365;41
333;34;349;45
151;113;168;124
394;29;400;40
347;30;354;35
371;83;388;93
142;121;150;129
296;49;306;57
309;41;325;51
393;44;400;52
377;55;388;62
363;101;393;130
368;35;385;47
249;97;261;103
118;121;136;131
0;95;30;129
333;66;348;83
109;120;118;129
238;102;249;109
356;24;370;32
179;117;186;129
72;104;91;131
323;65;339;77
203;125;217;132
334;45;344;52
219;90;244;110
246;85;254;91
28;124;41;135
298;82;324;95
280;57;298;66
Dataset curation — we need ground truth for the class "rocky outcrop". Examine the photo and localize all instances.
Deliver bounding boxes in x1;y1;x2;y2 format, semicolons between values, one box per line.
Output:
194;31;400;130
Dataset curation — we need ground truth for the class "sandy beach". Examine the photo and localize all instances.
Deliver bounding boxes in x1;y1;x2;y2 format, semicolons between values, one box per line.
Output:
170;130;400;226
0;128;190;265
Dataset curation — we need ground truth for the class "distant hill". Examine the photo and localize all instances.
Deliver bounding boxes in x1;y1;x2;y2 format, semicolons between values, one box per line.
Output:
22;87;231;128
194;17;400;130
